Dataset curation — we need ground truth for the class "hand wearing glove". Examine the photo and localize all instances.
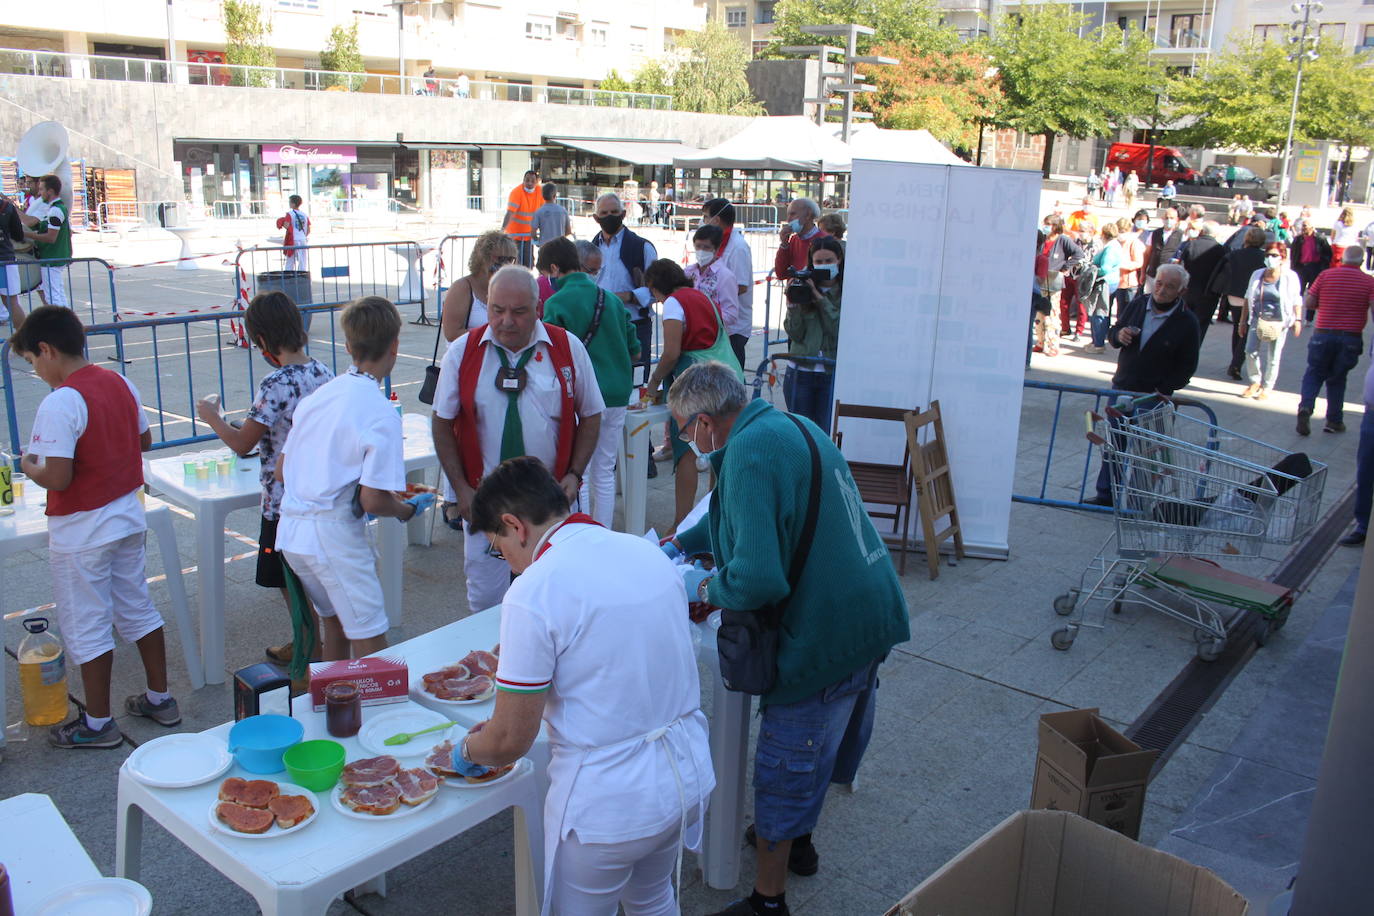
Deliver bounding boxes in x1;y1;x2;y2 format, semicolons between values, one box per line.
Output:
660;537;682;560
451;729;493;779
404;491;437;519
680;566;714;604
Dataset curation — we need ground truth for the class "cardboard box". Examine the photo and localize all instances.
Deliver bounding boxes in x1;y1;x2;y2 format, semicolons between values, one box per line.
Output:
886;809;1249;916
307;656;409;712
1030;707;1157;840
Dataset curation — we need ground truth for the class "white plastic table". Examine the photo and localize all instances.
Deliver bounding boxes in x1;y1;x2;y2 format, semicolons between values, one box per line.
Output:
143;414;438;685
0;485;201;756
389;243;435;302
619;403;670;536
389;603;750;890
115;701;541;916
0;793;106;912
167;226;205;271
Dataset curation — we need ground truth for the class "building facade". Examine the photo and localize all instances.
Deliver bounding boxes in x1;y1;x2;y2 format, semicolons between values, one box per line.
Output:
706;0;777;56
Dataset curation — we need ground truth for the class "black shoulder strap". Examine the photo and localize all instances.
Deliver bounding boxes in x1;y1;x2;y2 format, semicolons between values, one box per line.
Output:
763;412;823;627
582;288;607;348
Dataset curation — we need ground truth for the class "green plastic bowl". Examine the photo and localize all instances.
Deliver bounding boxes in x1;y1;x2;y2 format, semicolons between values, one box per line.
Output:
282;739;345;791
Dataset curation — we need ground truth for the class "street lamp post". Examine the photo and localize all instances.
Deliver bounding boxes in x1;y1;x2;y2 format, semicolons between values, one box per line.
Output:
1276;0;1322;209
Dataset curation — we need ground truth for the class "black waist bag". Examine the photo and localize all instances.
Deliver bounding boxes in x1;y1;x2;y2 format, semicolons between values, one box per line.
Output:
717;412;821;695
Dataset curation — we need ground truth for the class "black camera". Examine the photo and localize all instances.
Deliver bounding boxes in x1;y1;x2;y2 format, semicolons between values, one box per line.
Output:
785;274;816;304
789;267;815;281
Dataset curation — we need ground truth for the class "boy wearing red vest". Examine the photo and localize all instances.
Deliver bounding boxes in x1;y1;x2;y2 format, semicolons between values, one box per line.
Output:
13;306;178;748
431;266;604;612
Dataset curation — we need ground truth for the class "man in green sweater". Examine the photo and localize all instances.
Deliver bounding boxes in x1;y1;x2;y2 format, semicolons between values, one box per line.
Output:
537;237;639;526
666;361;909;916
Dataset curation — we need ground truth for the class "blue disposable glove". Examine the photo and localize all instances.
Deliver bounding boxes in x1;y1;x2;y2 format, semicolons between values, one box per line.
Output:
449;733;493;779
405;492;437;518
660;538;683;560
681;566;713;604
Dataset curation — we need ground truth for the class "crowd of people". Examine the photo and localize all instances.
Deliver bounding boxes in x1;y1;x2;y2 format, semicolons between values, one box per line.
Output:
5;167;874;916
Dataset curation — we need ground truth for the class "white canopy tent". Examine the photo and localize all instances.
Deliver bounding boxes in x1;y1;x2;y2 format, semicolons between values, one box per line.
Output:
842;125;969;168
672;116;854;172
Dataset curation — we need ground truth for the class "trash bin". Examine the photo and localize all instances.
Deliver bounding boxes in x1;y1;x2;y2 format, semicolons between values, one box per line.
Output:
255;270;314;333
156;201;178;228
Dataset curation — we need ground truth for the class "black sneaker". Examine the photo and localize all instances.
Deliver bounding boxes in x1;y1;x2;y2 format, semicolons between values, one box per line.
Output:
1296;408;1312;437
1226;366;1242;380
49;714;123;749
744;824;819;877
708;897;791;916
125;693;182;726
1339;529;1366;547
1324;421;1346;433
1083;495;1113;507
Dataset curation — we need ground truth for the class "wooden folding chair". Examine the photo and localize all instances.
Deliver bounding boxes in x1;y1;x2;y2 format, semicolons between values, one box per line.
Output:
905;400;965;580
831;401;915;575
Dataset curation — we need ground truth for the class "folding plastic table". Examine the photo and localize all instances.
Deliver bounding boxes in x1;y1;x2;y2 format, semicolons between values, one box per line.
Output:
0;793;108;911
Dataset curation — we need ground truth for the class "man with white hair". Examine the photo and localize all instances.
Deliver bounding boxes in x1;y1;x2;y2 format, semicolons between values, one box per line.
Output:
774;197;828;281
430;265;605;610
592;193;657;380
1085;263;1201;506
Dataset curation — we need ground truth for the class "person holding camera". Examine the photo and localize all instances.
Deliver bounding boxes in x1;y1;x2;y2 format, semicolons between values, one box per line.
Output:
781;237;842;431
643;259;742;532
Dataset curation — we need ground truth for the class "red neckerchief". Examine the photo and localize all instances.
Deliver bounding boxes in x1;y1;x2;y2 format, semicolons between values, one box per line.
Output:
534;513;602;561
711;224;734;267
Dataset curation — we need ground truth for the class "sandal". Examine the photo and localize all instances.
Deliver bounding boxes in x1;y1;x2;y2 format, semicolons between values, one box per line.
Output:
442;502;465;532
265;642;294;664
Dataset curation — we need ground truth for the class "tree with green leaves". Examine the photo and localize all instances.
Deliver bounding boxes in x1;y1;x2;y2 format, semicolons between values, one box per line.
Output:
319;22;365;91
1169;39;1374;154
672;21;765;115
864;42;1000;149
764;0;957;57
988;5;1159;177
221;0;275;88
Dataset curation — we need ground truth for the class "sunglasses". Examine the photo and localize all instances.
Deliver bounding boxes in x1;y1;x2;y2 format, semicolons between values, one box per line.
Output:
492;256;517;266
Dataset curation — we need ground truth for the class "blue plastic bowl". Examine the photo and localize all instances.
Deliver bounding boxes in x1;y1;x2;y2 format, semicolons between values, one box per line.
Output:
227;714;304;774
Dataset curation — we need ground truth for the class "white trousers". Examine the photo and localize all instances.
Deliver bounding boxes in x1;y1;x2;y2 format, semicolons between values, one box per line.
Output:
578;406;625;528
50;532;164;665
40;266;67;307
462;521;511;612
551;822;681;916
285;244;308;272
282;528;389;640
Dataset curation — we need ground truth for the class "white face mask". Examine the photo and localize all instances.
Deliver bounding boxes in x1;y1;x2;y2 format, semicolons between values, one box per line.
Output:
688;439;713;472
1265;255;1282;270
694;249;715;267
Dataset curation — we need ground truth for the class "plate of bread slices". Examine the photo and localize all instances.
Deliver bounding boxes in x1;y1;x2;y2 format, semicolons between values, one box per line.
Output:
330;754;441;819
209;777;318;838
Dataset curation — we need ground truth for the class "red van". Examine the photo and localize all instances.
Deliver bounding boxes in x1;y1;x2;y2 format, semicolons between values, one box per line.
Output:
1104;143;1199;185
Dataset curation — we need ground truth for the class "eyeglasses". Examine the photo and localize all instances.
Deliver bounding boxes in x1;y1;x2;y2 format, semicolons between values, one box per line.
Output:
484;540;506;561
678;413;704;443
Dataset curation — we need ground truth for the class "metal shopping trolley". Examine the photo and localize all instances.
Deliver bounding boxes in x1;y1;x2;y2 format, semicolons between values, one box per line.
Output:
1050;399;1323;660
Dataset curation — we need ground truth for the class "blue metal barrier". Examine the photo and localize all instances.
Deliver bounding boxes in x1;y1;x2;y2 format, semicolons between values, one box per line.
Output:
433;234;484;333
2;256;118;328
1015;380;1219;512
232;240;433;319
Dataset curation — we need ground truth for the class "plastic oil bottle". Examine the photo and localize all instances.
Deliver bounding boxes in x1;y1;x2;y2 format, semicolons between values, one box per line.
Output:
18;618;68;726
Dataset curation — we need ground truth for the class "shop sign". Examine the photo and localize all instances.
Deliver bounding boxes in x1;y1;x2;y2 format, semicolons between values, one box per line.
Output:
262;144;358;164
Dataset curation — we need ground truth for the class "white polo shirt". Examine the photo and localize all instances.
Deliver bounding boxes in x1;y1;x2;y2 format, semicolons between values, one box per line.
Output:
276;369;406;555
432;323;605;479
495;521;715;845
720;228;755;329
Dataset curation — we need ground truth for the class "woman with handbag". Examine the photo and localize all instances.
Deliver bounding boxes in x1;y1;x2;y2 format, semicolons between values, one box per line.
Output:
1241;241;1303;400
643;258;742;532
1034;215;1085;356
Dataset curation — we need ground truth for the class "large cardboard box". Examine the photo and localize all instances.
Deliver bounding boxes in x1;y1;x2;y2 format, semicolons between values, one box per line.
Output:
886;809;1249;916
1030;707;1157;840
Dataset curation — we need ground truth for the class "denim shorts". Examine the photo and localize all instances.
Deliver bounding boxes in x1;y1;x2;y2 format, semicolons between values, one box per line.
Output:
753;657;881;842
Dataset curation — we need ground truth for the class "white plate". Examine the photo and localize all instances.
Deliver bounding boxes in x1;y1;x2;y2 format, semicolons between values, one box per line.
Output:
32;878;152;916
358;707;455;757
331;781;437;820
207;781;320;839
409;670;495;706
125;733;233;789
440;756;530;790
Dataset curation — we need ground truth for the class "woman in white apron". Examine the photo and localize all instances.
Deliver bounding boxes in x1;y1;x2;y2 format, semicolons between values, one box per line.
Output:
457;457;715;916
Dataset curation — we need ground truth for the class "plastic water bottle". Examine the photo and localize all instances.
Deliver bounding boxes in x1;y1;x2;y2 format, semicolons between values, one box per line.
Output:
18;618;68;726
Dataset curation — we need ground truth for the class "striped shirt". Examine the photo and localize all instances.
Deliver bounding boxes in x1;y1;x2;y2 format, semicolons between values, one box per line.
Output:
1308;265;1374;332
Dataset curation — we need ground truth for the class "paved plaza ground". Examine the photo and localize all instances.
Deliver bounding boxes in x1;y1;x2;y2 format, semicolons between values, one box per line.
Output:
0;199;1369;914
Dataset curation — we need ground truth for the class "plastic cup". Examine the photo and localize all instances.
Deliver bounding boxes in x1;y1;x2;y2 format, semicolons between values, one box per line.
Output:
11;474;25;503
183;460;197;477
195;463;210;481
217;459;232;477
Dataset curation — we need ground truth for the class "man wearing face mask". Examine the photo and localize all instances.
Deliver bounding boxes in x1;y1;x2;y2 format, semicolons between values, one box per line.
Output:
501;169;543;268
1085;264;1201;506
1144;207;1185;295
662;362;909;916
773;197;829;283
591;193;657;384
431;266;605;611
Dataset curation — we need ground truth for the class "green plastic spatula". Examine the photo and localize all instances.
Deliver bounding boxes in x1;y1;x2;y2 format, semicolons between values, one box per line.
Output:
383;721;453;746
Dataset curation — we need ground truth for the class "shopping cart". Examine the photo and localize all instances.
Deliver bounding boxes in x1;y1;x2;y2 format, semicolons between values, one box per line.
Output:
1050;399;1321;660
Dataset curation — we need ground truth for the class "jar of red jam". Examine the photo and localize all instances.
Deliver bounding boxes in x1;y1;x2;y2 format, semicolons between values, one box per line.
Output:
324;681;362;738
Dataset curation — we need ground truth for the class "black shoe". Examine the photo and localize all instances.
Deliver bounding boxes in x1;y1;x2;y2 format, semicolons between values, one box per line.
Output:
1226;366;1242;381
708;899;791;916
744;825;819;877
1339;529;1366;547
1296;408;1312;437
1324;421;1346;433
647;458;658;479
1083;495;1113;507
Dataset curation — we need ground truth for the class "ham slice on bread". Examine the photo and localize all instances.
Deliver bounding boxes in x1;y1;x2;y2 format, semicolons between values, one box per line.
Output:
425;740;459;778
341;783;402;816
459;650;498;679
216;801;276;834
464;762;515;785
341;755;401;788
268;793;315;829
395;767;440;805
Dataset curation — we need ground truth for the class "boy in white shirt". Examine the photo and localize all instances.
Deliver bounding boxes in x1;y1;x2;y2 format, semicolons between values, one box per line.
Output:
276;296;434;659
276;194;310;271
13;306;178;748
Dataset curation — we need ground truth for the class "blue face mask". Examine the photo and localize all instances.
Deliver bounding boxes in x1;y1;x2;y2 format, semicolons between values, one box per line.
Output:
1134;219;1147;230
788;218;803;234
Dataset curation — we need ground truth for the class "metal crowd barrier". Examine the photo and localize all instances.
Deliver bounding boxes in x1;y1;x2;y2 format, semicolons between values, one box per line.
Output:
232;241;431;317
432;234;486;330
1014;380;1219;512
1;303;362;456
2;256;119;330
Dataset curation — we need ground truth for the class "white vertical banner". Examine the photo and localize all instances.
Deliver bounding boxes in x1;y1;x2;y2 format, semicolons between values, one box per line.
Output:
832;159;1041;558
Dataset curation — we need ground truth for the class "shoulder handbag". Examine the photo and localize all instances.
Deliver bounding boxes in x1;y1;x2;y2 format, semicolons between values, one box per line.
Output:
716;412;822;695
417;313;445;405
581;288;607;348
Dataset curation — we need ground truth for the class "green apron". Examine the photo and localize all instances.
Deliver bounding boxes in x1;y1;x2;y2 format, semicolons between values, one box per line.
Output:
668;299;744;463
